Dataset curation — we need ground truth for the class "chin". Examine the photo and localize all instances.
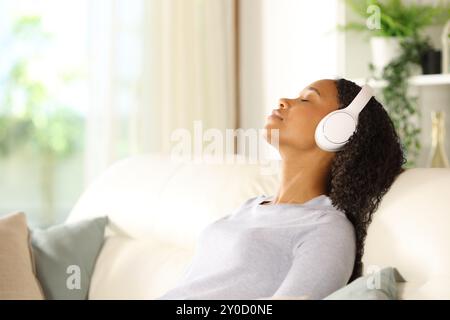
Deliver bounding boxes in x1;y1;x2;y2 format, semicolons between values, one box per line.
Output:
264;119;280;130
263;126;281;146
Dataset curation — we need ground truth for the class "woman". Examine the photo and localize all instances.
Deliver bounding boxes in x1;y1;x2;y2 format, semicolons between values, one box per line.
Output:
156;78;406;300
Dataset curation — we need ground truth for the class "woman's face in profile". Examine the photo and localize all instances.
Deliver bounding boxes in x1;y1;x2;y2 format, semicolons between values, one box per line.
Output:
264;79;340;152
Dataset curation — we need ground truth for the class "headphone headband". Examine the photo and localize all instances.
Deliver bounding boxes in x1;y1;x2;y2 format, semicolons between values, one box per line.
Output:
344;84;374;117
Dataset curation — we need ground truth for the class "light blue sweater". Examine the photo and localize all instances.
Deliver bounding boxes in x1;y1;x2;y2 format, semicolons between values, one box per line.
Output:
156;194;356;300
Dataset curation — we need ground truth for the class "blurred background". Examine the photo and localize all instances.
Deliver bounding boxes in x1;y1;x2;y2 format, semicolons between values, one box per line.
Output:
1;0;449;227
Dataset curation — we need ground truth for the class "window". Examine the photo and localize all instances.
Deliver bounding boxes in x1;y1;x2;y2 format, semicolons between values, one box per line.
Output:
0;0;89;227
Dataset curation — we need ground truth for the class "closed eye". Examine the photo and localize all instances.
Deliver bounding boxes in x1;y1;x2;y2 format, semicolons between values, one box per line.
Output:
298;95;309;102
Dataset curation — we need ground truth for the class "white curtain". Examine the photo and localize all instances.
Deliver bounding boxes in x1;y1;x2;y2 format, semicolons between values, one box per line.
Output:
85;0;237;185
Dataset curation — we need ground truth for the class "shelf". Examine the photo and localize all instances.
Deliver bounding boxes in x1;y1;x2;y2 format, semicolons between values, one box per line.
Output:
353;74;450;88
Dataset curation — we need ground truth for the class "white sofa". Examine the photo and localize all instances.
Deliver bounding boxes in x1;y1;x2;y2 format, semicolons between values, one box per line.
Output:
67;153;450;299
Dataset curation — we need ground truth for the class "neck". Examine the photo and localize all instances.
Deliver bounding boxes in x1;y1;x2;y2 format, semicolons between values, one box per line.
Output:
272;147;333;205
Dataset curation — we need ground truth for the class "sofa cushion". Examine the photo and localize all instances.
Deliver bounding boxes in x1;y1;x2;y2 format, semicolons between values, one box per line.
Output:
0;212;44;300
324;267;398;300
31;216;107;300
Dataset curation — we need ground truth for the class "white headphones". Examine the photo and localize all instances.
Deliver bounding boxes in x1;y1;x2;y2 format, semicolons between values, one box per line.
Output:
314;84;374;152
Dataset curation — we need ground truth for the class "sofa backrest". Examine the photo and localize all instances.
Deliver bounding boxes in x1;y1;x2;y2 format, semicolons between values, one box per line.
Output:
362;168;450;299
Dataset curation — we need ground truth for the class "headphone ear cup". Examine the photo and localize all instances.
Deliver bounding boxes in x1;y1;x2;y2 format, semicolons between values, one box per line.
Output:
315;84;373;152
315;111;357;152
315;115;336;152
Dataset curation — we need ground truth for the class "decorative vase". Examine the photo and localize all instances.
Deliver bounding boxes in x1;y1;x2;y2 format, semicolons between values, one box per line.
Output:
370;36;402;77
427;111;450;168
421;49;442;75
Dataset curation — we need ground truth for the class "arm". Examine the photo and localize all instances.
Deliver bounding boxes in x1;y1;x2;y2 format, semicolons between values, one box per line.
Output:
269;221;356;300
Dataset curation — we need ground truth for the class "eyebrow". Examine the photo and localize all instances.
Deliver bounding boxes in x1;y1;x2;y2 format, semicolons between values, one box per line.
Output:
307;86;321;96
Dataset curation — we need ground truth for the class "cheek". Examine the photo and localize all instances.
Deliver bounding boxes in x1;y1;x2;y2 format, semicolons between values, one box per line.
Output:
283;110;322;148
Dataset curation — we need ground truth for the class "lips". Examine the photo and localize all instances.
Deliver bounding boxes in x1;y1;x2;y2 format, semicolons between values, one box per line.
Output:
271;109;284;120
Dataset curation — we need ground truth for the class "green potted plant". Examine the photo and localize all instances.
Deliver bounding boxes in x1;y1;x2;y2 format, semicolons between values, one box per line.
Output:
342;0;450;76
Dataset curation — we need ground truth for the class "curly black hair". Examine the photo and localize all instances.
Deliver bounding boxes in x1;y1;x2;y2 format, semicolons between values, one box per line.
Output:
326;78;407;283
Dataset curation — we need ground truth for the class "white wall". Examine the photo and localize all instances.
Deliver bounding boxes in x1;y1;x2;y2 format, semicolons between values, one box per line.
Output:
240;0;341;131
239;0;341;159
261;0;340;111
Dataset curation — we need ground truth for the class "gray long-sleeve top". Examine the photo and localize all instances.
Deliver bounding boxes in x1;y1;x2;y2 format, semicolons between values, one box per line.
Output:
156;194;356;300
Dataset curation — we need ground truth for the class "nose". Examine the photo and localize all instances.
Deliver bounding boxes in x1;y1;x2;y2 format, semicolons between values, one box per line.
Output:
278;98;290;110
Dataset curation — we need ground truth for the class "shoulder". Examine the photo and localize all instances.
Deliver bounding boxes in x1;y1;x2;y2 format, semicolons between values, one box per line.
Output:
292;213;356;269
318;210;355;240
299;210;356;251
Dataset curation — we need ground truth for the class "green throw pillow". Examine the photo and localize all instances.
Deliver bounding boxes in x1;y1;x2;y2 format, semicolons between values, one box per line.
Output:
324;267;398;300
30;216;107;300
